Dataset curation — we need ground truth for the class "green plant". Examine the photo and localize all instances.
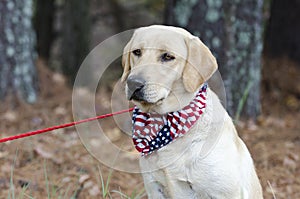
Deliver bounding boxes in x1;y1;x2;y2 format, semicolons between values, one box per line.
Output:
7;151;145;199
7;150;32;199
44;160;81;199
97;165;113;199
44;160;50;199
111;187;146;199
8;150;17;199
234;80;254;122
95;164;147;199
18;184;32;199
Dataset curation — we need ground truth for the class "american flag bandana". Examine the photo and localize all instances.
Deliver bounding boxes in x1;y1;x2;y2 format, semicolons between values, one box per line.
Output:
132;84;208;156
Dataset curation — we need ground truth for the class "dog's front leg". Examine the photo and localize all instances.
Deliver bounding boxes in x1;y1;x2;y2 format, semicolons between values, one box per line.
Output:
166;179;204;199
142;172;170;199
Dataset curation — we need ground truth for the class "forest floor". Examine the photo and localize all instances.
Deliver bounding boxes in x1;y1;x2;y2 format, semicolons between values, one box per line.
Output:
0;59;299;199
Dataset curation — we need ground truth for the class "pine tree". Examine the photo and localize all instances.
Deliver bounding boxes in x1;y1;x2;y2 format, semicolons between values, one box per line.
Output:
0;0;38;103
165;0;263;119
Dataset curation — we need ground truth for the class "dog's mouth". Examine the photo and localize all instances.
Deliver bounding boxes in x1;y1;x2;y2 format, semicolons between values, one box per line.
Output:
134;97;165;106
130;92;168;113
128;86;168;103
133;98;165;113
131;94;165;108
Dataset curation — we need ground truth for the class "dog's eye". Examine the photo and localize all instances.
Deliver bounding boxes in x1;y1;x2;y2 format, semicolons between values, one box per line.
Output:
161;53;175;62
132;49;142;57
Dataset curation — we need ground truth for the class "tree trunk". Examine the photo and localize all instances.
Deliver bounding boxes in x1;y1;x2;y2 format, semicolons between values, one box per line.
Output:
0;0;38;103
264;0;300;65
34;0;55;61
107;0;126;32
61;0;91;84
165;0;263;120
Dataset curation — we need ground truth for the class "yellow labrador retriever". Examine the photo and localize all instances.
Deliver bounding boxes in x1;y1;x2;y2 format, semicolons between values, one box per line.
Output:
122;25;263;199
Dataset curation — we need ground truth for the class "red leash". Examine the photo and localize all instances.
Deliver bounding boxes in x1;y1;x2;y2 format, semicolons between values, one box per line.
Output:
0;107;134;143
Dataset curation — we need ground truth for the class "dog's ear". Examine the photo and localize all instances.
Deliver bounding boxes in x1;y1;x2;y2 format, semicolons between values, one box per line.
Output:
121;37;133;82
183;36;218;92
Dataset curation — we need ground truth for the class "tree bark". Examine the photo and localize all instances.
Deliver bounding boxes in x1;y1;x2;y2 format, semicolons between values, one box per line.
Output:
61;0;91;84
34;0;55;61
0;0;38;103
165;0;263;119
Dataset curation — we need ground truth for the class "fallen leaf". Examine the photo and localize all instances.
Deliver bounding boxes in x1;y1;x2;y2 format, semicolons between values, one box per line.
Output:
34;144;63;164
34;145;53;159
107;128;122;142
83;180;93;189
283;155;298;170
79;174;90;184
52;73;66;84
31;117;43;126
89;185;100;196
0;151;8;159
62;177;71;183
54;106;67;115
2;111;18;122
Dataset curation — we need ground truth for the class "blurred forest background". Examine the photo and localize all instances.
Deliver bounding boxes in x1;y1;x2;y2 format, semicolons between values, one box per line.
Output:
0;0;299;198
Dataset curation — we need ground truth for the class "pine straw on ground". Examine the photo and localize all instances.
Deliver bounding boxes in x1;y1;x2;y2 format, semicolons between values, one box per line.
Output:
0;60;299;198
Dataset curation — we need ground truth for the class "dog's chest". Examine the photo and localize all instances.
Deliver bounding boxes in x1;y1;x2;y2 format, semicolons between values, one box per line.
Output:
141;133;213;181
141;140;221;199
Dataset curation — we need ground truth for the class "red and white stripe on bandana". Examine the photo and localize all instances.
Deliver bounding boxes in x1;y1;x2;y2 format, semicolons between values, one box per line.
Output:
132;84;208;156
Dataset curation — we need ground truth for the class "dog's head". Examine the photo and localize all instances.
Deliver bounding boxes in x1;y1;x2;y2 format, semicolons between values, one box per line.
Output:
122;25;217;113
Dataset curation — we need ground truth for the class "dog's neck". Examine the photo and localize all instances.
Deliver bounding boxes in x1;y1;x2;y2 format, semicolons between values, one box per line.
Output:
149;79;203;114
132;84;208;156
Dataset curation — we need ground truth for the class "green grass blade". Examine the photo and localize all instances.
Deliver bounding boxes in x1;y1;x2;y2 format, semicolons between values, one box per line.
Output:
235;80;253;122
9;150;19;199
111;190;128;199
97;165;114;198
98;165;106;197
43;160;50;199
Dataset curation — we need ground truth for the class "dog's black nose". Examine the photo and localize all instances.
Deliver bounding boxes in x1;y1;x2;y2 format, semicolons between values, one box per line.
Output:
127;76;145;101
